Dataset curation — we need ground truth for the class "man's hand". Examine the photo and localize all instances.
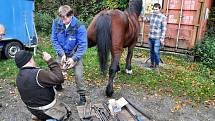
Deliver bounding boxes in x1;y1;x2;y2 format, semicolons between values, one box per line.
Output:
66;58;77;69
161;39;165;47
42;52;51;62
61;55;67;65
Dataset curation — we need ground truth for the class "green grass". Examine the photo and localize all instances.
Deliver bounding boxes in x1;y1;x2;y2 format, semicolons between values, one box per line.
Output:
0;33;215;104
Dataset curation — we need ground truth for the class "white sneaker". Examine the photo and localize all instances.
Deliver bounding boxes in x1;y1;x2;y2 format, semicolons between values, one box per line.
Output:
125;69;132;74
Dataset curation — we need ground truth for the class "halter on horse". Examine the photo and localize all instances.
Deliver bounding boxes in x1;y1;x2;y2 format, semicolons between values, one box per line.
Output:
87;0;142;97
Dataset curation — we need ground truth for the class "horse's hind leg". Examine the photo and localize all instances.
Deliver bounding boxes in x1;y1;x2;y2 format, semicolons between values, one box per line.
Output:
106;56;120;97
125;46;134;74
113;57;120;73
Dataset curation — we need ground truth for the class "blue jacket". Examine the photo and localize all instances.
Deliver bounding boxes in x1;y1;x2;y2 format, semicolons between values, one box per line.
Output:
51;16;87;62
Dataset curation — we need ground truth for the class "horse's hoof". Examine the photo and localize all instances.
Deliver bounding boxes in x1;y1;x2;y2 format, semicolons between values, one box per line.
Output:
106;89;114;97
125;69;132;75
106;86;114;97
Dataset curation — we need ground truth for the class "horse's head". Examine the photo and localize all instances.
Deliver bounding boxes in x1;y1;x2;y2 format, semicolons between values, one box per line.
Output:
128;0;142;16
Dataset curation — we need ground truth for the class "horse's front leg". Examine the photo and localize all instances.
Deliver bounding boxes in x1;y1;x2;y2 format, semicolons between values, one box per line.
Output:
125;46;134;74
106;56;120;97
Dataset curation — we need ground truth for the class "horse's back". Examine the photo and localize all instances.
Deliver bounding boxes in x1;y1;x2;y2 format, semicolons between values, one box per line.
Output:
87;9;140;49
123;11;140;48
110;10;130;50
105;10;140;48
87;9;128;47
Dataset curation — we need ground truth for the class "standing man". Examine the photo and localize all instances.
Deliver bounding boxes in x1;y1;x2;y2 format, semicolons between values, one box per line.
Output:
143;3;167;72
0;24;5;111
15;50;71;120
0;24;5;40
51;5;87;105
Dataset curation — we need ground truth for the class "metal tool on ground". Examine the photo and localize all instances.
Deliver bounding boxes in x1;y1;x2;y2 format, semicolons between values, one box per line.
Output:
102;102;112;119
107;97;144;121
144;57;164;64
104;102;125;121
125;98;151;120
83;102;92;120
77;98;148;121
93;105;110;121
125;103;142;121
108;98;128;115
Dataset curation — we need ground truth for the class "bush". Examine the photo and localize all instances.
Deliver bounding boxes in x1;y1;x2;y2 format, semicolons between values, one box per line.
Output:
105;0;128;10
194;34;215;69
35;12;54;34
76;0;103;26
34;0;129;32
194;7;215;69
207;7;215;35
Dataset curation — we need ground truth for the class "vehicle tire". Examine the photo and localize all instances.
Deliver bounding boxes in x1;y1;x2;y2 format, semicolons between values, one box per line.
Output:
3;42;23;59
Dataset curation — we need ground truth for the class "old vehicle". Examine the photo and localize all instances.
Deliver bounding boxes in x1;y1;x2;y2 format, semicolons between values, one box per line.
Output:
0;0;37;58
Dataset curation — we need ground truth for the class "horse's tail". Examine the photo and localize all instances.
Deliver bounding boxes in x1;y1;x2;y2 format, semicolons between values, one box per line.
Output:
95;13;112;73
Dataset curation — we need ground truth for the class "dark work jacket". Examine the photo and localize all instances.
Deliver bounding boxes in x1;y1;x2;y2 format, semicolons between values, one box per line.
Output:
16;67;55;107
16;59;64;107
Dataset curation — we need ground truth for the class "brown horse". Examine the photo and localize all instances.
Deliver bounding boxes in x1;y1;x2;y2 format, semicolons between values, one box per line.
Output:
87;0;142;97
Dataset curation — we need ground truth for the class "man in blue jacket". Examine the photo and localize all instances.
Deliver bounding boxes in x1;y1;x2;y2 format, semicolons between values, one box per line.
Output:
51;5;87;105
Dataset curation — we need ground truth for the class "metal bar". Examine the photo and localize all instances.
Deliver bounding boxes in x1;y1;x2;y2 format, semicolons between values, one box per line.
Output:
94;108;105;121
93;106;107;121
135;47;194;61
194;0;204;44
24;12;31;47
166;0;170;17
125;98;151;120
99;109;109;121
176;0;184;50
83;102;87;118
33;19;38;55
102;102;111;119
125;104;142;121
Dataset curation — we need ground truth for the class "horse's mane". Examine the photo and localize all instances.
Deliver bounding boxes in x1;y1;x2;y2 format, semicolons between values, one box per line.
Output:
127;0;142;16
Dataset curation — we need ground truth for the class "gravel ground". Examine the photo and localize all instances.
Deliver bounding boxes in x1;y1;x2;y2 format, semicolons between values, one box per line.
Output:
0;59;215;121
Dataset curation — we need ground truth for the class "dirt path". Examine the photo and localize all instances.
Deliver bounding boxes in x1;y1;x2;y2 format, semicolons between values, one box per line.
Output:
1;58;215;121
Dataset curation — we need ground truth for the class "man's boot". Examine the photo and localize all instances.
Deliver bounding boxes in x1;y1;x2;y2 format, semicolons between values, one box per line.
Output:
149;63;155;68
79;94;86;105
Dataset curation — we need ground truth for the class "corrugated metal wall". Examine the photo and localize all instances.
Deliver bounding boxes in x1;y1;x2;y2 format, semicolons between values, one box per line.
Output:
138;0;213;52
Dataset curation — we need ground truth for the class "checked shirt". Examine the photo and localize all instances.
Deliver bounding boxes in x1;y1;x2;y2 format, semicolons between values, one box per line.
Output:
143;13;167;40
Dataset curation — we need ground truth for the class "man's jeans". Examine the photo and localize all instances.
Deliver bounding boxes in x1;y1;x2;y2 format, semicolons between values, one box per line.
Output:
148;38;161;65
58;56;86;95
